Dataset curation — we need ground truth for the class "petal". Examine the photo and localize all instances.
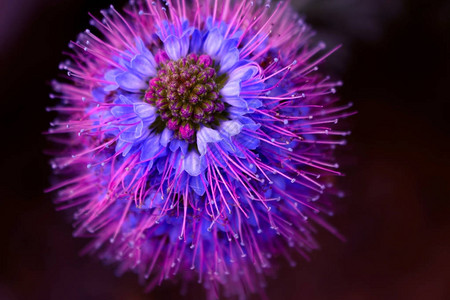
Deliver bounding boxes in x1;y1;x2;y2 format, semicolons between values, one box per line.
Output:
222;96;248;108
170;139;188;155
115;72;146;92
235;133;260;150
190;175;206;196
105;69;122;82
239;116;261;131
179;34;190;58
131;55;157;77
133;102;156;120
116;139;132;156
220;48;240;73
220;120;243;137
203;28;223;56
164;35;181;60
197;126;222;156
189;29;202;53
110;105;133;118
219;38;239;57
184;151;202;176
221;80;240;97
160;128;173;147
140;134;162;161
229;64;259;82
120;125;140;143
135;121;145;138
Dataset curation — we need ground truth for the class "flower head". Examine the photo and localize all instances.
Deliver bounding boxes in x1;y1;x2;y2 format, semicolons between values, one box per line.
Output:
47;0;354;298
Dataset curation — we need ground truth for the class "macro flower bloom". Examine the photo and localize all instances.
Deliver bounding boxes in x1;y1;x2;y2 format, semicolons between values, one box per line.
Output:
46;0;354;298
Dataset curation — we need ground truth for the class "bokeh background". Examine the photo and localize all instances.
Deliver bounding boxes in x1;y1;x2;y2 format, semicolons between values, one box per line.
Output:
0;0;449;299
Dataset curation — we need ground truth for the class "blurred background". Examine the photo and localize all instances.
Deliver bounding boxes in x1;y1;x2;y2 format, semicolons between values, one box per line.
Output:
0;0;449;299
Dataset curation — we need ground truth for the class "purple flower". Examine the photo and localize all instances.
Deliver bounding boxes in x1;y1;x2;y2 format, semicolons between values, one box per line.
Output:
46;1;354;299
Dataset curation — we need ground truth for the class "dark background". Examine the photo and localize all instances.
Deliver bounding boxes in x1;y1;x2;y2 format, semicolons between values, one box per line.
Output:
0;0;449;299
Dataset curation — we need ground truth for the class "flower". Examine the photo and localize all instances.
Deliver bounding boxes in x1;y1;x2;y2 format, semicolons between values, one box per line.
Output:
46;0;354;299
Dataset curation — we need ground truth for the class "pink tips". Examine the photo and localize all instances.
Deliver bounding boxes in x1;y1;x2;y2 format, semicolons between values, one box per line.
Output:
155;51;170;64
179;122;195;140
167;118;180;130
187;53;198;62
198;54;212;67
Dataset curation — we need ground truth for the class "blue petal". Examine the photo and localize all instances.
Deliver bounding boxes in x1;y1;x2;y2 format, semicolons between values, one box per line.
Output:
247;99;263;109
131;55;157;77
92;87;107;102
197;126;222;156
203;28;223;56
116;94;134;105
105;69;121;82
110;105;133;118
160;128;173;147
169;139;188;155
222;96;248;108
141;134;161;161
229;64;259;82
235;133;260;150
184;151;202;176
220;48;240;73
104;69;121;91
228;106;250;117
134;121;145;138
207;144;227;167
179;34;190;58
190;175;206;196
120;125;140;143
164;35;181;60
189;29;203;53
242;81;265;92
220;120;243;137
116;139;133;156
115;72;146;92
219;139;236;153
219;38;239;57
133;102;156;120
221;80;240;97
111;95;137;117
239;116;261;131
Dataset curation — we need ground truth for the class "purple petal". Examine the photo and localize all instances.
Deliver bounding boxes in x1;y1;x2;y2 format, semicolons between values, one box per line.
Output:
116;139;132;156
184;151;202;176
133;102;156;120
179;34;190;58
203;28;223;56
189;29;202;53
120;125;140;143
160;128;173;147
221;80;240;97
141;134;161;161
164;35;181;60
229;64;259;82
190;175;206;196
220;120;243;137
131;55;157;77
220;48;240;73
197;127;222;156
135;121;145;138
115;72;146;92
222;96;248;108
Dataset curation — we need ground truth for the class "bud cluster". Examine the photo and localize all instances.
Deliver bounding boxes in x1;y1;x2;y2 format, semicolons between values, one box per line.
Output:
145;53;226;143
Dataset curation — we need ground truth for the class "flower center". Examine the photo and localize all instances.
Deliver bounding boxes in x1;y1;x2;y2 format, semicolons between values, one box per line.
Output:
145;53;228;143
